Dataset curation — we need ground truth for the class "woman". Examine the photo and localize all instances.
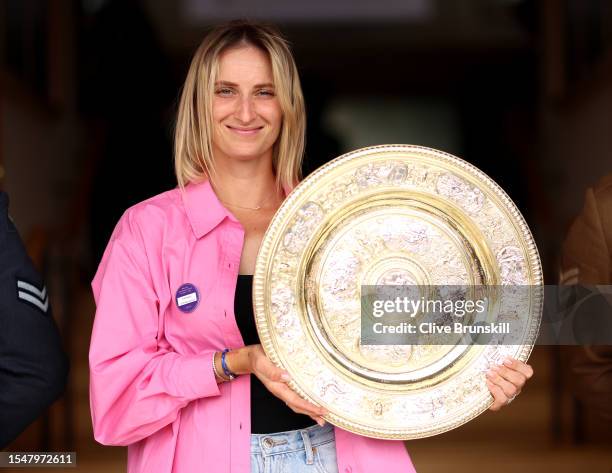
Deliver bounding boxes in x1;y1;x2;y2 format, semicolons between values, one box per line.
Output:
89;20;533;473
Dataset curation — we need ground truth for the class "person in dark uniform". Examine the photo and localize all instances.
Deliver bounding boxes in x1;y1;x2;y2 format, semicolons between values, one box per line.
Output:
0;192;68;448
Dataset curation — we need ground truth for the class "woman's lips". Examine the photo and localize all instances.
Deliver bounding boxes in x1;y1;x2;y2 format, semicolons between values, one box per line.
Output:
227;125;262;136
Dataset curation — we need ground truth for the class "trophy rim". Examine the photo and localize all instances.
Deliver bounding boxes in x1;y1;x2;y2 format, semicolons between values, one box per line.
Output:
253;144;543;439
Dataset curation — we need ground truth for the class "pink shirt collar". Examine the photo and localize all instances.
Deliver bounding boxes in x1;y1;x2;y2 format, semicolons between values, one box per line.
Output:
181;179;293;239
181;180;237;239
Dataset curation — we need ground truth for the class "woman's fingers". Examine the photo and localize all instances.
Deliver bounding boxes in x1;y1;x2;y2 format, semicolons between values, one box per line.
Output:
261;365;290;383
502;358;534;380
488;364;526;390
486;358;533;411
486;368;519;398
281;386;328;416
266;382;327;417
250;345;291;382
486;380;508;411
309;415;326;427
263;374;328;425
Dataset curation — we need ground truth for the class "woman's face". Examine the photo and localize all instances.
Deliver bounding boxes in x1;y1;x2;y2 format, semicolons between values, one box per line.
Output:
211;45;282;164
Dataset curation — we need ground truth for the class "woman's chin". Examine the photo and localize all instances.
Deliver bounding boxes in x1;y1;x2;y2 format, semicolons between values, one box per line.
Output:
221;148;274;163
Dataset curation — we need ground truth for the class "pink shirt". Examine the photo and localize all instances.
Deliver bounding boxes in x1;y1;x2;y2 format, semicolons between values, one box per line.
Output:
90;180;417;473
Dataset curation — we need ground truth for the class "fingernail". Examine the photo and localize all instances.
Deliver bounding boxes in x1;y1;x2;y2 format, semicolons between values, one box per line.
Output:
486;371;494;378
281;373;291;381
503;358;513;366
490;365;500;372
318;419;325;427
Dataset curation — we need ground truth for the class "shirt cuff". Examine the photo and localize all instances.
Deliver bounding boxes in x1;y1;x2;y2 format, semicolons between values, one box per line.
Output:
176;351;221;399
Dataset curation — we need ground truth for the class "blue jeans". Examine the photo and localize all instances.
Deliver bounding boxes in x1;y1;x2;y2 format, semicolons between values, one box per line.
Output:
251;423;339;473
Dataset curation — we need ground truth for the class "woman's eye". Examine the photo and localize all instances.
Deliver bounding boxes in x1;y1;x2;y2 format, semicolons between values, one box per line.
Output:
215;88;234;96
256;89;275;97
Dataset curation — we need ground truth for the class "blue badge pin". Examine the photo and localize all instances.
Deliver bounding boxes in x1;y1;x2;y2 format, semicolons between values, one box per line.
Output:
175;283;200;313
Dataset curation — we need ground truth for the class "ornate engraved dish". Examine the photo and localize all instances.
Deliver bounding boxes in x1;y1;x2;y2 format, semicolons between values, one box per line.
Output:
253;145;542;439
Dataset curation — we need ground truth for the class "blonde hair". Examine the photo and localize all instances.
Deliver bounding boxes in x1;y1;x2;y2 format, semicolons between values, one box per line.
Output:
174;20;305;191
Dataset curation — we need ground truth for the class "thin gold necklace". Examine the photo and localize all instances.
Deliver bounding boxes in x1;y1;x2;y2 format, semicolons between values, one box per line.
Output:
215;186;277;211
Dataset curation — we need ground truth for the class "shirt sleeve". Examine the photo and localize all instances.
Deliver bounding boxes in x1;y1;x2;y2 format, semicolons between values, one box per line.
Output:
0;193;68;449
89;209;220;446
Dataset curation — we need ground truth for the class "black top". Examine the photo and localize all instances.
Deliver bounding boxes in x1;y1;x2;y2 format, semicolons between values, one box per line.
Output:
0;192;68;448
234;274;314;433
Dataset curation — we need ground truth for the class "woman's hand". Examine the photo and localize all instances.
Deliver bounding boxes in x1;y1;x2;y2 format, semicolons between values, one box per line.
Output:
486;357;534;411
247;344;328;426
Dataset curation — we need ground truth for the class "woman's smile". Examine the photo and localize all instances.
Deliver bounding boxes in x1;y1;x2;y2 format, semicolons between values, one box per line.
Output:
226;125;264;136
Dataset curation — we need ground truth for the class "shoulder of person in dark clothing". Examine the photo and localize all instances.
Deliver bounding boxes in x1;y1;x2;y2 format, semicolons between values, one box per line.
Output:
561;174;612;422
0;192;69;449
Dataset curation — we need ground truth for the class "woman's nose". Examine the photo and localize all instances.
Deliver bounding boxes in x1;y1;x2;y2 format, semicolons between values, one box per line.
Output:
234;96;256;123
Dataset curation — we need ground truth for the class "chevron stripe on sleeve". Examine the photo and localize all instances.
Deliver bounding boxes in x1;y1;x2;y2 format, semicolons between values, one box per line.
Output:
17;279;49;314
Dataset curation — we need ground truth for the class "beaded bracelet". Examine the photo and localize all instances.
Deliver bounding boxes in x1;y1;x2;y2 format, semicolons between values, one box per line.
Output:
221;348;237;380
